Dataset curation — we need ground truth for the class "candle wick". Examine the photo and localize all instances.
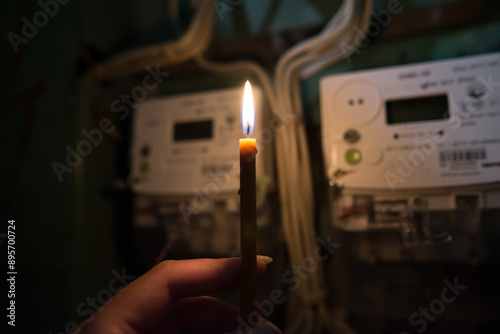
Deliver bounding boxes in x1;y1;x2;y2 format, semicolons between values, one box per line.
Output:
246;133;250;139
246;124;250;137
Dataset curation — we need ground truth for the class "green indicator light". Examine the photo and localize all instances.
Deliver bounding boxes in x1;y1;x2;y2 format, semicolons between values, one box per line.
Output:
345;149;361;165
139;161;150;173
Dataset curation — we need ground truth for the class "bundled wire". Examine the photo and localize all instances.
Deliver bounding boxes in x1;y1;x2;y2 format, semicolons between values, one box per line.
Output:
86;0;215;81
268;1;372;333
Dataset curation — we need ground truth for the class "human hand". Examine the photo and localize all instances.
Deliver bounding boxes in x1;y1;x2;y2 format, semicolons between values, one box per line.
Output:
76;257;281;334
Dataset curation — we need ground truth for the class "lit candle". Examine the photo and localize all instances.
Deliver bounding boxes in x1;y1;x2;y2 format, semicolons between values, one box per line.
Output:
240;80;257;320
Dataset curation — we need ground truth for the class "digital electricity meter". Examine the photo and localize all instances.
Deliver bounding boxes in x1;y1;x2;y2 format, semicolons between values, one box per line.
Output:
320;52;500;191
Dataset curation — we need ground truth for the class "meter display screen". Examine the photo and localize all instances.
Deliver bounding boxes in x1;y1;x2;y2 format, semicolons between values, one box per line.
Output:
386;95;449;124
174;120;213;141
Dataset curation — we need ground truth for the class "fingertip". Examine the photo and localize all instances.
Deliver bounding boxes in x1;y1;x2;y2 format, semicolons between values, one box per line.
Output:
156;257;271;300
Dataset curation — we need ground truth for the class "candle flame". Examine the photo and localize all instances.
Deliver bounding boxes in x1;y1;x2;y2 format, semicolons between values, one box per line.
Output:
242;80;255;137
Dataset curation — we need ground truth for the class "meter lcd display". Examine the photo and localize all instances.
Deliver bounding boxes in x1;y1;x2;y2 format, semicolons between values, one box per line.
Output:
386;95;449;124
174;120;213;141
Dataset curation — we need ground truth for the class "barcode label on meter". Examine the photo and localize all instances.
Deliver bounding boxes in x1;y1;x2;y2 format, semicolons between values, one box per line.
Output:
439;149;487;163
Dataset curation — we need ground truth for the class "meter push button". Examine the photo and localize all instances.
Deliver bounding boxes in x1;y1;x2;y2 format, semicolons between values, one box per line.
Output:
345;148;361;165
344;129;361;143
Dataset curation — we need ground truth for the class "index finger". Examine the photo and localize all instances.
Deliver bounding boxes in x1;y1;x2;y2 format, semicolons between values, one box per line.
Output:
164;257;268;300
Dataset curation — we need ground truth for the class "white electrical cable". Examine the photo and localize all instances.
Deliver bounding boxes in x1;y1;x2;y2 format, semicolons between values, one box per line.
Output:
276;2;354;114
276;0;353;277
273;1;373;333
193;56;278;109
274;0;353;94
276;1;371;332
87;0;214;81
301;1;372;78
